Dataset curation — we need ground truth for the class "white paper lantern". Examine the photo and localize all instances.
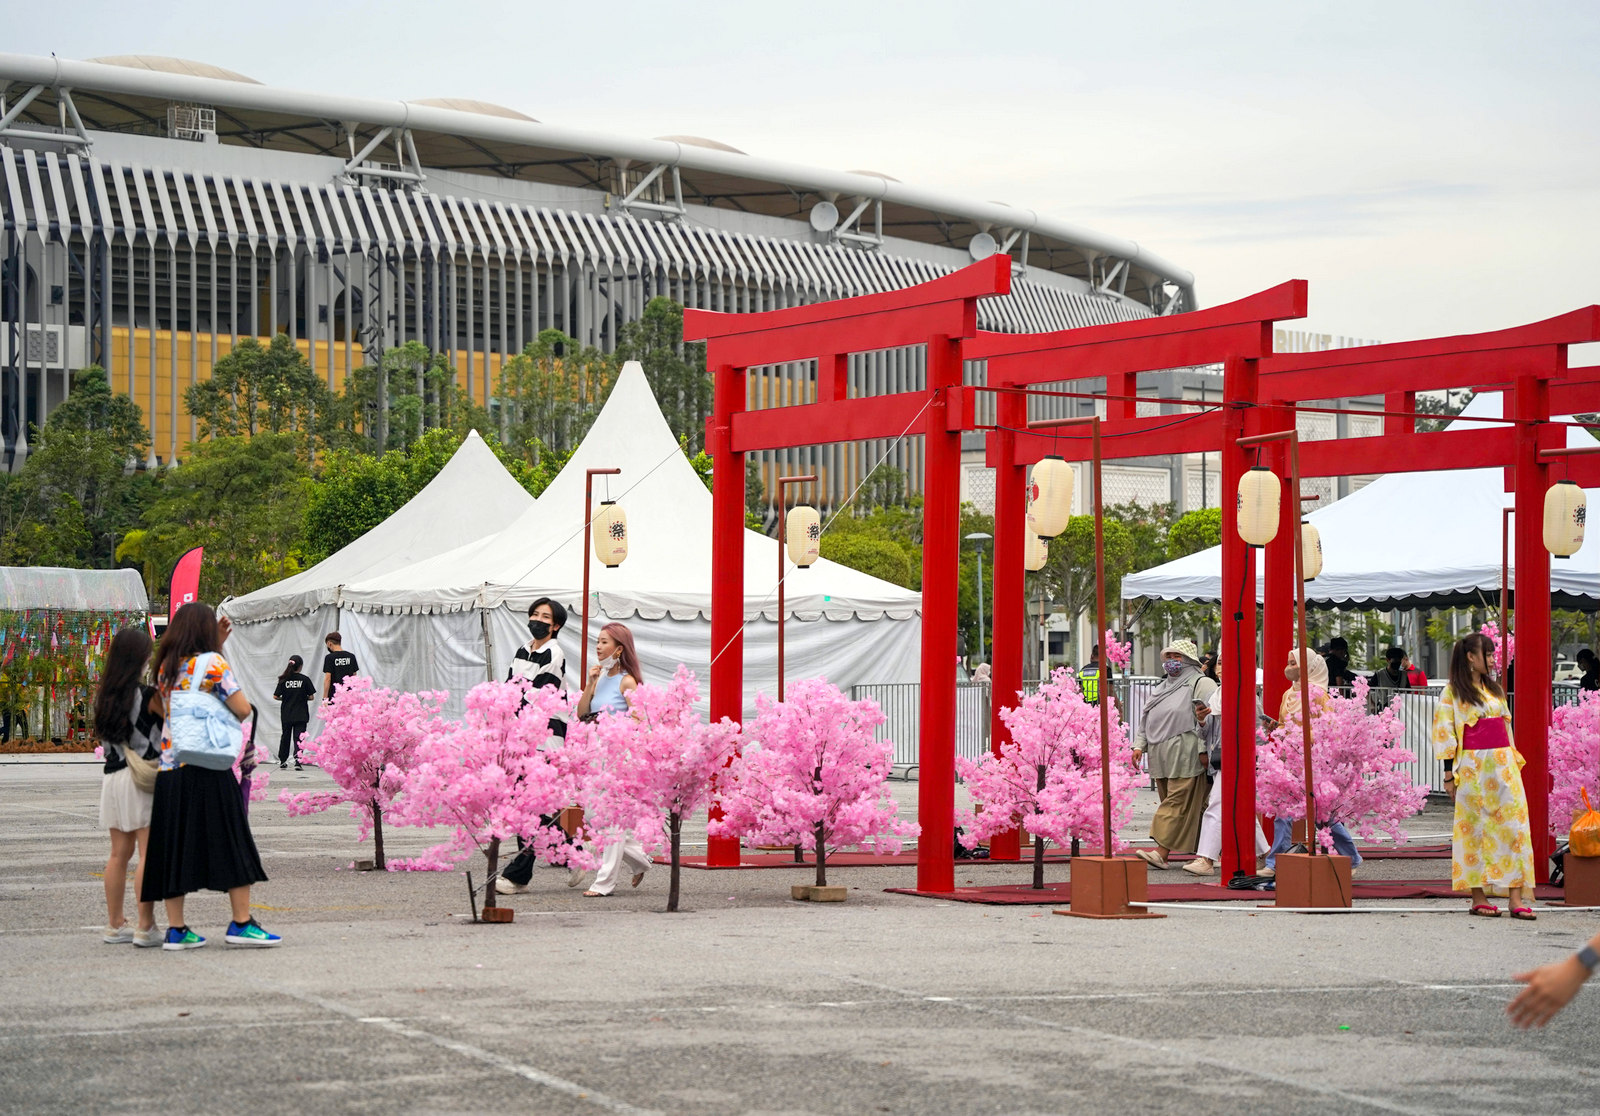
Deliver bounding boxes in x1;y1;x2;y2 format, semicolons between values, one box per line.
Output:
592;501;628;567
1300;521;1323;581
1544;480;1587;557
1236;466;1281;546
1024;511;1049;572
786;505;821;568
1030;456;1074;538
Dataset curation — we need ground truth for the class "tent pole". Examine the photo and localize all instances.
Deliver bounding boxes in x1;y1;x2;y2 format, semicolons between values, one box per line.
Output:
481;608;494;683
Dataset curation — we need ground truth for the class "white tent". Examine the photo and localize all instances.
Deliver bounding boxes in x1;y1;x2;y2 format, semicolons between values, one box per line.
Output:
337;361;922;715
1121;391;1600;609
220;430;537;742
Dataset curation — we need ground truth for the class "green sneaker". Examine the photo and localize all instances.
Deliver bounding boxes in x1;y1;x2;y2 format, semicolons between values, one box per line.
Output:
224;918;282;947
162;926;206;951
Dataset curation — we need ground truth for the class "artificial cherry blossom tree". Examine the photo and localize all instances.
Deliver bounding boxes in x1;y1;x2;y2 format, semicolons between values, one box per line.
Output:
387;680;584;900
708;677;917;889
1549;689;1600;833
566;666;740;912
1256;677;1428;850
278;676;446;869
956;667;1139;889
1481;620;1515;676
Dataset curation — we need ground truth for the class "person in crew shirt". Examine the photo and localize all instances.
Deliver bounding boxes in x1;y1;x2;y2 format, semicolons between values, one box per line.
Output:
272;655;314;770
320;633;359;703
496;598;571;895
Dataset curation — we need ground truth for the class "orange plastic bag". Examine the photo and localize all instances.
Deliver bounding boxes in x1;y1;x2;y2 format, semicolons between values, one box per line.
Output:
1572;789;1600;859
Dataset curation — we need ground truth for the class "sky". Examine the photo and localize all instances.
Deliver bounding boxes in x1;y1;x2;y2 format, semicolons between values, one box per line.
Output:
10;1;1600;348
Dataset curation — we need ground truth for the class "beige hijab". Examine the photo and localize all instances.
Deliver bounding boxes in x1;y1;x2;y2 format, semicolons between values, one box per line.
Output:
1278;647;1330;724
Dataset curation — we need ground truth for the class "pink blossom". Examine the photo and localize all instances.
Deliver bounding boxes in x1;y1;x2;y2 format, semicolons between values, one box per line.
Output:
278;676;448;869
955;667;1138;886
566;666;741;911
1480;620;1515;676
1549;689;1600;834
234;716;270;802
708;677;918;889
387;680;585;886
1103;631;1132;673
1256;677;1428;849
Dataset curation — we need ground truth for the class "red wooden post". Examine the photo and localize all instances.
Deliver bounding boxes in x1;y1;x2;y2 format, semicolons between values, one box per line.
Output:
1218;355;1260;880
1511;374;1554;881
707;361;745;867
987;379;1025;861
917;334;964;893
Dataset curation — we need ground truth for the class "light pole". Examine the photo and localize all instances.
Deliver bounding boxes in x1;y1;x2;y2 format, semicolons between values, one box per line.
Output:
965;531;991;666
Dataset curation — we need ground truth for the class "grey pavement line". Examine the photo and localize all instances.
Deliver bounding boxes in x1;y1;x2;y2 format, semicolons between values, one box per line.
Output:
205;964;663;1116
8;802;101;822
829;973;1438;1116
0;1018;360;1040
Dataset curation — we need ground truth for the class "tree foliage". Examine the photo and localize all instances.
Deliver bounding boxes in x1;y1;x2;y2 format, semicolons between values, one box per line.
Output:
495;329;616;460
615;297;711;453
184;334;347;457
342;342;482;452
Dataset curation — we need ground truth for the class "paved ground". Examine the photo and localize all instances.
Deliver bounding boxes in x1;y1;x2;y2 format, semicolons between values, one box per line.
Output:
3;757;1597;1115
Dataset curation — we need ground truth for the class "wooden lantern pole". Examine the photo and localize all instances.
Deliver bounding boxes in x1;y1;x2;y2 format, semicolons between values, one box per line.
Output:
581;467;621;683
776;473;817;702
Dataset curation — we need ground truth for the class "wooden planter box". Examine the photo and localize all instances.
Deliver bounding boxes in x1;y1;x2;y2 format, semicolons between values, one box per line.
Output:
480;905;515;923
1565;853;1600;907
1274;853;1353;908
1058;856;1164;920
790;885;847;902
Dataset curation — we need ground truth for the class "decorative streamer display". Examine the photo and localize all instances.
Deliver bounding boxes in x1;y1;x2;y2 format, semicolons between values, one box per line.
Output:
0;608;147;744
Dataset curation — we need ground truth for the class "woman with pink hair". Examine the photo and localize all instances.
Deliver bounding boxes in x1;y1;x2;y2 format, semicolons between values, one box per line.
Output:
574;623;650;897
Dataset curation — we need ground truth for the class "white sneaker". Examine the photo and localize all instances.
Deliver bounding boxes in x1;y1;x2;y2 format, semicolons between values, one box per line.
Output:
495;877;528;895
132;926;163;948
567;867;588;889
102;924;133;944
1181;857;1215;876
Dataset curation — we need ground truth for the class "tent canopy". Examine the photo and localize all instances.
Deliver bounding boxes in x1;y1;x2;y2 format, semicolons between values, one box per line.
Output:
340;361;922;623
223;430;536;624
0;566;148;612
1121;392;1600;610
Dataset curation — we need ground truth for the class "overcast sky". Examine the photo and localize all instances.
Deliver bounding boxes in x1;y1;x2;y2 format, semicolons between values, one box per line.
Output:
10;1;1599;348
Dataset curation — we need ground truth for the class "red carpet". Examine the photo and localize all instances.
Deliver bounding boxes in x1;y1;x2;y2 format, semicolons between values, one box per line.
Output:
677;844;1452;870
885;879;1565;905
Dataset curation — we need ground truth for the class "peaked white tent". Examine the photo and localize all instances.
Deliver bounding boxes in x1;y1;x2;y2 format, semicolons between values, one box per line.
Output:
1121;392;1600;609
337;361;922;713
220;430;537;742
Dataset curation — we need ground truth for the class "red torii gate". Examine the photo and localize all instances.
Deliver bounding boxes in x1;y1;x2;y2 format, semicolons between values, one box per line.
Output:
689;258;1600;892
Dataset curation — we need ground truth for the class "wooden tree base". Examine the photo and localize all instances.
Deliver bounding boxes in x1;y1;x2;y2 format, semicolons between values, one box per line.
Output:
480;906;515;923
1274;852;1353;908
791;885;848;902
1565;854;1600;906
1056;856;1165;919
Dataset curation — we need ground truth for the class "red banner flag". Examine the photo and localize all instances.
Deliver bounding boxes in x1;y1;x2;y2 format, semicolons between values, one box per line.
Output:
167;546;204;619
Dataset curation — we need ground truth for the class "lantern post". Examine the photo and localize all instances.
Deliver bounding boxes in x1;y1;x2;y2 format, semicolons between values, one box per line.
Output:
581;467;622;682
776;473;818;701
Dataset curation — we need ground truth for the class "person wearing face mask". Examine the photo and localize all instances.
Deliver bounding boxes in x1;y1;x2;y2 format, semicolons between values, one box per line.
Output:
1131;639;1217;870
1262;647;1362;875
496;598;572;895
575;623;650;897
1432;632;1536;919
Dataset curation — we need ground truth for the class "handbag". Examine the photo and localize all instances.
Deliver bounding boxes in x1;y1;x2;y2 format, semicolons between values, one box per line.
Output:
117;688;159;793
1571;789;1600;859
168;655;244;770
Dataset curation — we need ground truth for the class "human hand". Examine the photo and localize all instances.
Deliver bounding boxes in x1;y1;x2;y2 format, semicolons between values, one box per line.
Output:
1508;956;1589;1028
218;617;232;643
587;664;602;687
1446;779;1457;802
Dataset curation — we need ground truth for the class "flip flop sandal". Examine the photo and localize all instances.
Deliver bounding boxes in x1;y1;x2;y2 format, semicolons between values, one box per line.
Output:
1509;907;1537;921
582;890;611;898
1469;904;1501;917
1134;848;1169;870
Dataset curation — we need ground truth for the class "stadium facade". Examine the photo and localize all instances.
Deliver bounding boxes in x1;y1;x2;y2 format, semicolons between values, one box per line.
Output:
0;52;1197;509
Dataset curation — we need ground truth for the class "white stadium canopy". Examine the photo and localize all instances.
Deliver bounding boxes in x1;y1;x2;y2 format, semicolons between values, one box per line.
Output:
1121;391;1600;610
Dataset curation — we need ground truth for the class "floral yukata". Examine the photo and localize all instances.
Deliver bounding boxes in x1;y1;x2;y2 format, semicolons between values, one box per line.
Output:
1431;686;1535;895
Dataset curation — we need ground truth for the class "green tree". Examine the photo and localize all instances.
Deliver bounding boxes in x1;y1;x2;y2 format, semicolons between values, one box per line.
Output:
140;433;310;600
184;334;350;458
342;342;474;452
494;330;616;461
302;426;559;563
615;298;712;453
0;366;155;570
819;534;914;587
1166;506;1222;561
1039;513;1137;641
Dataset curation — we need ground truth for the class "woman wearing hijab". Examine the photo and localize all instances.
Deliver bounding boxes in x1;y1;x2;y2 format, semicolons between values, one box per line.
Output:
1262;647;1362;875
1132;639;1217;869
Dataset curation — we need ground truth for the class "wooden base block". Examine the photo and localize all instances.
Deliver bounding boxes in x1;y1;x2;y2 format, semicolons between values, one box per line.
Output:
1057;856;1165;920
480;906;515;923
1274;853;1353;908
353;859;376;872
1565;854;1600;907
792;884;848;902
558;806;584;838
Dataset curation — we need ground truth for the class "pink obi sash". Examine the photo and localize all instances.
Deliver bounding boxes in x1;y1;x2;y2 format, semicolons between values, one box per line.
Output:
1462;717;1511;750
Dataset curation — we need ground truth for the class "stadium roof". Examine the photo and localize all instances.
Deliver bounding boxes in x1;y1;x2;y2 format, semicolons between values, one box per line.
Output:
0;53;1195;312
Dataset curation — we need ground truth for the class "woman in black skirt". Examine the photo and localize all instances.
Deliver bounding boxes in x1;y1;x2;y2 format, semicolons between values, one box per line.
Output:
141;603;280;950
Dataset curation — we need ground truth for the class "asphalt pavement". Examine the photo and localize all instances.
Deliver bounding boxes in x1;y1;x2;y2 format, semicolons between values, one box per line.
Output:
2;757;1596;1115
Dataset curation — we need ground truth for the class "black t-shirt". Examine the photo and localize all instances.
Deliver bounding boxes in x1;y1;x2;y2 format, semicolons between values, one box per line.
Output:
322;650;359;696
274;672;314;724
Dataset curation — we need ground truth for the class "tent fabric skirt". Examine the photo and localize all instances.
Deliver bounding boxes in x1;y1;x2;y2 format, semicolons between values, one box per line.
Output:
1150;775;1208;854
141;766;268;901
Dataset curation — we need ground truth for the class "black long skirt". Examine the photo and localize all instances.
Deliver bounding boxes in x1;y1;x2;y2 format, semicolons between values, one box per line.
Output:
140;765;268;901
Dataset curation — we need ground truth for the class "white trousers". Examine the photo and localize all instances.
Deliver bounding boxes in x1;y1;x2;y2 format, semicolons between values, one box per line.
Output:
1196;774;1270;863
588;835;652;895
